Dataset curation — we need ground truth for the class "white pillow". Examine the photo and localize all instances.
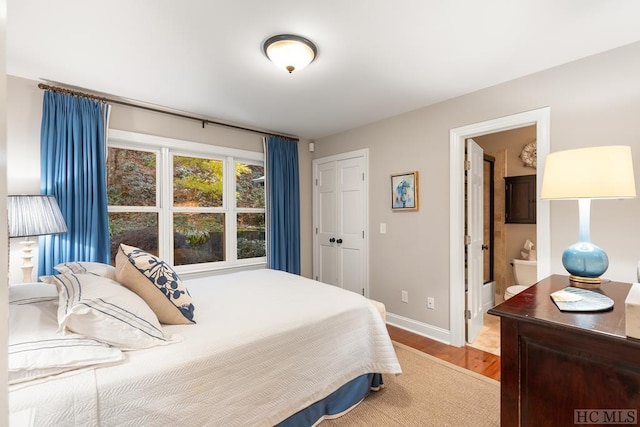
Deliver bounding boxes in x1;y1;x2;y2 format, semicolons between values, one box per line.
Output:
8;292;124;385
54;261;116;280
45;273;172;350
9;282;58;305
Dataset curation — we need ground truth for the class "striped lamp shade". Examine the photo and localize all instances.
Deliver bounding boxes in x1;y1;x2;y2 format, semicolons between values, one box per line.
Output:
7;195;68;238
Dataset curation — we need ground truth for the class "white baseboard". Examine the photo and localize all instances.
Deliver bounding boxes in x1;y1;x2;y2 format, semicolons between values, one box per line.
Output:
482;300;495;314
386;312;453;346
482;281;496;313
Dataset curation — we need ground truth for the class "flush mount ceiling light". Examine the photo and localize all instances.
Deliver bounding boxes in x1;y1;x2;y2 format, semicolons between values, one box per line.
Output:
263;34;317;74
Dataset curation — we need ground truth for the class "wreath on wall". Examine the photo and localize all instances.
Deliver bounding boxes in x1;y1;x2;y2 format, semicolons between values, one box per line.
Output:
520;141;537;168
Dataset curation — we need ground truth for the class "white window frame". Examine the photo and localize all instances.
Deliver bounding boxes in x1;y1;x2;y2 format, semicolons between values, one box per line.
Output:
108;129;266;275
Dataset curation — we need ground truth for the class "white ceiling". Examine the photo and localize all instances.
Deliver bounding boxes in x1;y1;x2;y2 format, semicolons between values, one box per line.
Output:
7;1;640;140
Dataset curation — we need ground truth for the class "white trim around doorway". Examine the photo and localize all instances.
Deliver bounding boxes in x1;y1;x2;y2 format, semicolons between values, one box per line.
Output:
449;107;551;347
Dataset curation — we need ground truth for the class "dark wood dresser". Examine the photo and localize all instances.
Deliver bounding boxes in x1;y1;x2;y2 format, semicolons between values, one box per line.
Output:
488;275;640;426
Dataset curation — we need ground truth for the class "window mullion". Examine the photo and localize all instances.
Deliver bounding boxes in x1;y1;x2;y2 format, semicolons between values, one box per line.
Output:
226;156;237;263
161;147;173;263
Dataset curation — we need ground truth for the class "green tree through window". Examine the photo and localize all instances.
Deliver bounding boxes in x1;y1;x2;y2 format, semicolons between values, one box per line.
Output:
106;138;265;270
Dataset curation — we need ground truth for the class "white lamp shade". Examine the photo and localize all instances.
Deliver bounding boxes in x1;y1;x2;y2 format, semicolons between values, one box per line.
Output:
7;195;68;238
264;35;317;73
541;146;636;200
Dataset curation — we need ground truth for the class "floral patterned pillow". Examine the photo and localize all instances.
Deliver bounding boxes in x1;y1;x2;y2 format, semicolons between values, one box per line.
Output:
115;244;195;325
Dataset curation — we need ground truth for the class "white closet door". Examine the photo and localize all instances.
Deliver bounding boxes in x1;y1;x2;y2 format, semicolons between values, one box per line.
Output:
313;151;367;296
317;160;338;286
336;157;365;295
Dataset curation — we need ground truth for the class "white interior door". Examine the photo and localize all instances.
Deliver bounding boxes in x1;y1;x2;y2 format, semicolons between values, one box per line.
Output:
313;151;367;296
466;138;484;343
317;161;338;285
336;157;365;294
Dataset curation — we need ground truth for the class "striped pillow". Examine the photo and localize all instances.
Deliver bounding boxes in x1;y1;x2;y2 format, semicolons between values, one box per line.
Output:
45;273;172;350
9;288;124;384
54;261;117;280
9;282;58;305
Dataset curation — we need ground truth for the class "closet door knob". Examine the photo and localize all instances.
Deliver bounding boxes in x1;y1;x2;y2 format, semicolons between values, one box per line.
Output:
336;238;343;244
329;238;336;243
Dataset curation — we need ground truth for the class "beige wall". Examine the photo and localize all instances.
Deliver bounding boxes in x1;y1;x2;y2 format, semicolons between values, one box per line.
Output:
6;76;314;281
313;41;640;332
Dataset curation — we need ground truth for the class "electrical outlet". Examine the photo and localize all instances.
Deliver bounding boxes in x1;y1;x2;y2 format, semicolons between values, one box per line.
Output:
401;290;409;303
427;297;435;309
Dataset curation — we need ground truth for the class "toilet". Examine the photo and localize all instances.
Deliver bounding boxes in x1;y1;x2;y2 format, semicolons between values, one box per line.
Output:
504;259;538;299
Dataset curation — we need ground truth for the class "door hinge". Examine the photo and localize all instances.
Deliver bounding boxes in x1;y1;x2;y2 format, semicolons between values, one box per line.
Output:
465;310;471;320
315;178;318;186
464;235;471;245
362;288;365;296
315;227;318;235
464;160;471;171
362;230;365;239
362;172;365;181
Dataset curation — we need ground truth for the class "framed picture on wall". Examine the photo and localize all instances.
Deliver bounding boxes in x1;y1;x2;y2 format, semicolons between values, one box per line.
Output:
391;171;419;211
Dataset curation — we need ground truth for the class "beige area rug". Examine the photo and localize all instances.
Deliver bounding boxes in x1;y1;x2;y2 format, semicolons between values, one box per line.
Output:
466;313;501;356
322;342;500;426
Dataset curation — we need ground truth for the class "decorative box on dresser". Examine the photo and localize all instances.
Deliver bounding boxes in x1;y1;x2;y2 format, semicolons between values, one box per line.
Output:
488;275;640;426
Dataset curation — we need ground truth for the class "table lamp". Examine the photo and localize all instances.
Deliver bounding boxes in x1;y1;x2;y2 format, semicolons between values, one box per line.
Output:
541;146;636;288
7;195;68;282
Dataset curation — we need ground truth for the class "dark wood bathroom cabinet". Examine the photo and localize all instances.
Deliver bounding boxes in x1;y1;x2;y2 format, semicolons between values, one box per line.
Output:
505;174;536;224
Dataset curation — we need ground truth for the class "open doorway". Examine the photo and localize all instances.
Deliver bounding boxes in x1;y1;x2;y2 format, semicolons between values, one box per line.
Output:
449;108;551;348
465;126;538;354
473;125;538;304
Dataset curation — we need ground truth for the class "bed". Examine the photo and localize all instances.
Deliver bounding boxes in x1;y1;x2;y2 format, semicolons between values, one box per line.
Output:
9;265;401;426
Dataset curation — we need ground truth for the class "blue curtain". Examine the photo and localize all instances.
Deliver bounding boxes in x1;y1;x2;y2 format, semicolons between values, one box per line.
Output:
39;91;111;276
265;136;301;274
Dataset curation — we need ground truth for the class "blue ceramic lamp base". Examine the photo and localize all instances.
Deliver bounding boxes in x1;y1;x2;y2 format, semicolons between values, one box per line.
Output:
562;199;609;289
562;241;608;288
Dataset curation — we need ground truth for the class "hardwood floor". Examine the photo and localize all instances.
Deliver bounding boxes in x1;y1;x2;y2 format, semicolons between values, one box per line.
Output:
387;324;501;381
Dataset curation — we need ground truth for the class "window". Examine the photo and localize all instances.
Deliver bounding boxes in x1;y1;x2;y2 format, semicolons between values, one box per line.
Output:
235;162;266;260
107;131;265;273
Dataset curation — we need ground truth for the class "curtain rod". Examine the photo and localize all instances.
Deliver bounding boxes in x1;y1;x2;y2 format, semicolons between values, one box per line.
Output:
37;83;299;142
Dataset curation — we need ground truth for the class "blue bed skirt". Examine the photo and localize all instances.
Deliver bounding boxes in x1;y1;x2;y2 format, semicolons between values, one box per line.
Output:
276;373;383;427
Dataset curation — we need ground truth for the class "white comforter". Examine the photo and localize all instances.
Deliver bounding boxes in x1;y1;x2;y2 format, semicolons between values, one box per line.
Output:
10;269;401;426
